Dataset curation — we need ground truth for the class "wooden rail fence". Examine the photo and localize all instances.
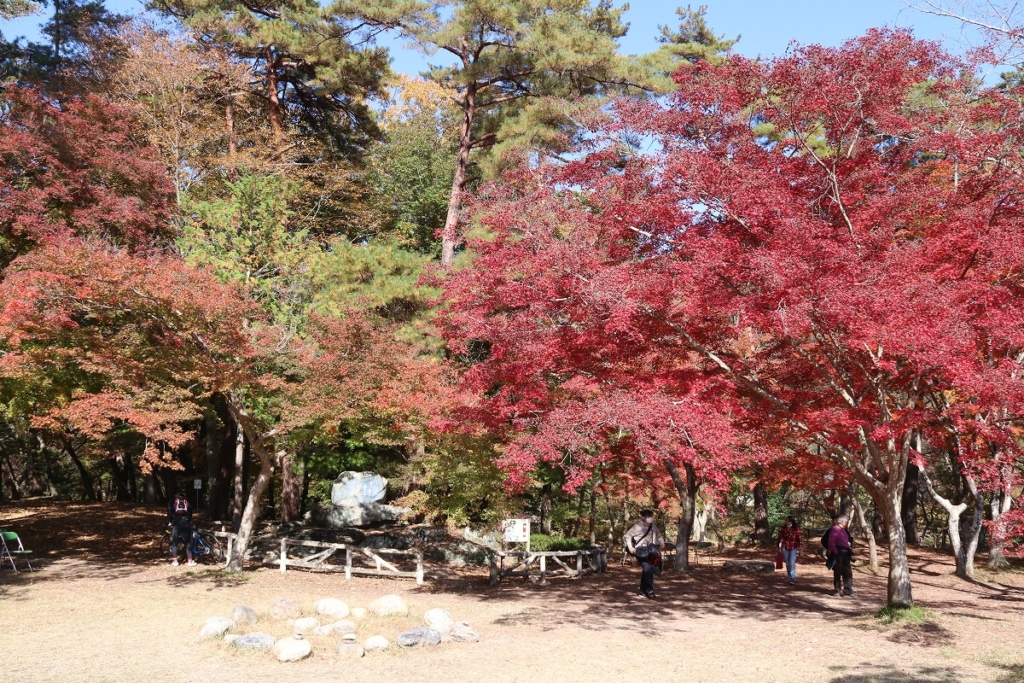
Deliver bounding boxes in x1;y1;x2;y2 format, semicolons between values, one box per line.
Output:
268;538;424;585
489;547;607;585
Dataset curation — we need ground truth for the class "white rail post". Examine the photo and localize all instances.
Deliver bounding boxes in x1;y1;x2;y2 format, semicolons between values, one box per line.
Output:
345;548;352;580
540;555;547;585
279;538;287;573
415;550;424;586
577;551;583;579
489;552;499;586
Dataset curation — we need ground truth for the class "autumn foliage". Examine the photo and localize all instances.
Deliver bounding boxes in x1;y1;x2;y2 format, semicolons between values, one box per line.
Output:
441;30;1024;603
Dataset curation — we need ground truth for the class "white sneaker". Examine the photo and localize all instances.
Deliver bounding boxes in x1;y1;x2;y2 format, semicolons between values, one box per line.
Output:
171;559;179;567
186;559;197;567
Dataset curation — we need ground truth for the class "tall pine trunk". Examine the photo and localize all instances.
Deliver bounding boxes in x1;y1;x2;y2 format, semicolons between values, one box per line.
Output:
850;486;878;569
62;436;96;502
440;83;476;267
902;463;920;545
875;488;914;607
230;417;245;532
224;395;277;574
988;490;1013;569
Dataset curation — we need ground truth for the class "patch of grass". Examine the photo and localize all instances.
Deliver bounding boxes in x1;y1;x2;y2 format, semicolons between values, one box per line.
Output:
874;604;931;625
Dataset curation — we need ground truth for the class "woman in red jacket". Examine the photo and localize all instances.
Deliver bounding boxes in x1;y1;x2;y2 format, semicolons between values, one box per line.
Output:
777;516;801;584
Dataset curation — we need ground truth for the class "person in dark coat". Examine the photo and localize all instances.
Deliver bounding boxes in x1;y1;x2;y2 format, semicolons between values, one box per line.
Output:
826;515;854;597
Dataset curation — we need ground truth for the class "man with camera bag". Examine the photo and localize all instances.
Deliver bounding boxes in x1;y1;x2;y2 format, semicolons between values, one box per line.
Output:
625;509;664;599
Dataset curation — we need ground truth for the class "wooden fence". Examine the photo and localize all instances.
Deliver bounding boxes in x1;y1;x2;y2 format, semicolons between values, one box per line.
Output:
489;547;607;585
268;538;424;585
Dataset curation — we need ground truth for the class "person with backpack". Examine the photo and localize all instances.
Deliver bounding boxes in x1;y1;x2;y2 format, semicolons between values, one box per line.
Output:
824;515;854;597
167;492;195;567
777;516;801;584
624;509;664;599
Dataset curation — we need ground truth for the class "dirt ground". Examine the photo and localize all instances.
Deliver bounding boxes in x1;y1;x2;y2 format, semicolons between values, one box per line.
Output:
2;502;1023;683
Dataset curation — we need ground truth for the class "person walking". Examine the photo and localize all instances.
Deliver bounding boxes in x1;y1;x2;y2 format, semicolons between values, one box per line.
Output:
167;492;196;567
624;509;664;599
778;516;801;584
826;515;854;597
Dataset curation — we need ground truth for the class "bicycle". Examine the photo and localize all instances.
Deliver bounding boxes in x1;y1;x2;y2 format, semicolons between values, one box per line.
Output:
160;525;225;564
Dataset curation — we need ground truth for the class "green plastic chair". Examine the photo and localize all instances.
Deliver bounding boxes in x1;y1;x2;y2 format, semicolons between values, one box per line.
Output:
0;529;33;573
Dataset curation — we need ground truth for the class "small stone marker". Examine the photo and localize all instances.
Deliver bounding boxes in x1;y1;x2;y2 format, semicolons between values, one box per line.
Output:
423;608;455;639
351;607;367;620
396;628;441;648
230;606;258;625
293;617;320;634
337;642;365;659
269;598;302;619
363;635;389;651
312;620;356;637
199;617;234;640
232;633;276;651
271;635;312;662
369;594;408;617
451;621;480;643
315;598;350;618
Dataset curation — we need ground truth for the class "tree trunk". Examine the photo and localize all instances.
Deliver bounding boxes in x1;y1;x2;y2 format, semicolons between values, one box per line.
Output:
902;463;920;545
264;47;284;146
205;409;220;513
665;459;697;570
440;82;477;267
280;451;302;523
3;453;22;500
230;417;245;532
224;394;277;574
539;483;552;534
588;483;598;545
225;92;238;182
851;488;878;570
988;490;1013;569
110;456;132;501
299;458;311;519
920;463;983;579
62;436;96;502
876;488;914;607
753;482;770;544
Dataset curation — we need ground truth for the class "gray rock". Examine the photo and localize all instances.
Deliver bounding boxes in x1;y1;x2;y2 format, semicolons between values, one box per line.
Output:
233;633;276;651
312;620;356;637
363;635;389;651
722;559;776;573
463;527;501;550
337;643;365;659
360;533;414;550
293;617;320;634
423;608;455;638
199;617;234;640
369;594;408;617
313;502;409;528
269;598;302;619
451;621;480;643
314;598;350;618
230;606;258;625
397;628;441;648
271;635;312;662
331;472;388;506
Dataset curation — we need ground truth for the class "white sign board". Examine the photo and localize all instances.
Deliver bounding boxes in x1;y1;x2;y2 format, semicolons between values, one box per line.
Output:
193;478;202;490
503;518;530;543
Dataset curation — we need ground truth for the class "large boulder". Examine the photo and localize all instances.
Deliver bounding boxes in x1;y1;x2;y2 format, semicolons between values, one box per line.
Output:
233;633;276;651
230;606;258;625
314;598;350;618
199;617;234;640
397;628;441;648
269;598;302;619
423;609;455;639
368;594;408;617
271;635;312;662
331;472;388;506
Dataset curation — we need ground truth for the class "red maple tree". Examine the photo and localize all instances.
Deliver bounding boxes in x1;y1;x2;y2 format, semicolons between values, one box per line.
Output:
442;30;1024;604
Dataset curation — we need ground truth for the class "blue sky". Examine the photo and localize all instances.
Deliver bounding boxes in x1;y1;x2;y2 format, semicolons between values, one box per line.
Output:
1;0;983;75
